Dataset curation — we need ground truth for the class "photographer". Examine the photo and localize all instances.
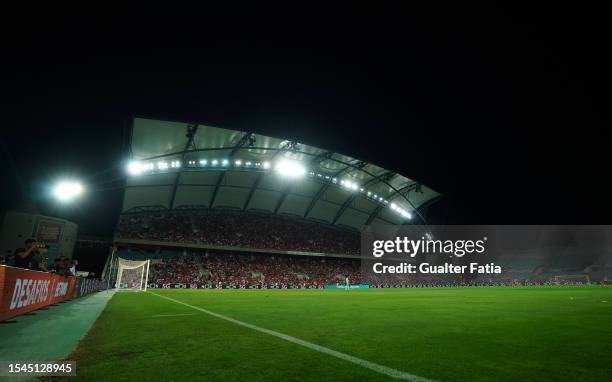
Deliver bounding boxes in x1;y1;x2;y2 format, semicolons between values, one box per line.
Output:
13;239;39;269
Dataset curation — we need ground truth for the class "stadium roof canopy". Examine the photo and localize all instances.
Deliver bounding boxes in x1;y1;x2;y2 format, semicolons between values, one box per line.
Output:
122;117;440;230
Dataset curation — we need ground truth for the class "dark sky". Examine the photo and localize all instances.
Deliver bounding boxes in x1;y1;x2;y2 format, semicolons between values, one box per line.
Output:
1;6;610;237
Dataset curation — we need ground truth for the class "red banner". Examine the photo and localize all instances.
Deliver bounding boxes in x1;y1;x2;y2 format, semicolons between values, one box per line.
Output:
0;265;77;322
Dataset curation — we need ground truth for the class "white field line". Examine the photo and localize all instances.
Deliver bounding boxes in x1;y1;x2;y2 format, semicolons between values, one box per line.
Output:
148;291;436;382
152;313;197;317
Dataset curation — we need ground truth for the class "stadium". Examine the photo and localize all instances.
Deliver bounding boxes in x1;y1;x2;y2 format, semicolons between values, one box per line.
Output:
110;117;439;288
1;117;611;382
1;9;612;382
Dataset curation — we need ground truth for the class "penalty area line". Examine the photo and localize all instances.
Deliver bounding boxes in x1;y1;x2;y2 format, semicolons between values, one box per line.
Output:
148;291;436;382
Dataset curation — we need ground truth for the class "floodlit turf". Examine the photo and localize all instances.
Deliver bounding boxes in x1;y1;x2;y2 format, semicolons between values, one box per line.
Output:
59;286;611;381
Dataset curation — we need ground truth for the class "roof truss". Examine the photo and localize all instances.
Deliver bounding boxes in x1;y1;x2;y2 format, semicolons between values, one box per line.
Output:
209;132;255;209
364;181;422;224
244;142;302;211
332;171;396;224
302;160;367;218
169;124;198;209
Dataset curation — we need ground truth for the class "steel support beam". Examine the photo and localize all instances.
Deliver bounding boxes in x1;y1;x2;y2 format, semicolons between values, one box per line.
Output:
302;161;366;219
331;171;396;224
169;124;198;209
365;205;384;225
208;132;254;209
242;142;302;211
364;181;421;224
271;145;322;214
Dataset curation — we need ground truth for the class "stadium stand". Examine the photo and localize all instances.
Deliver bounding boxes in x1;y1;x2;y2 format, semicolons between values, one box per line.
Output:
110;247;601;289
115;209;361;255
144;252;362;287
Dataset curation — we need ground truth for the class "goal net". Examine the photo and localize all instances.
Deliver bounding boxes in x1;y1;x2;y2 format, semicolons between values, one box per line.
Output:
114;258;150;291
553;274;590;285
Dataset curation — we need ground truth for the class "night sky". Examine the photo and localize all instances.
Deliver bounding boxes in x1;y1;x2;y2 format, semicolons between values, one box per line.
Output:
1;6;610;237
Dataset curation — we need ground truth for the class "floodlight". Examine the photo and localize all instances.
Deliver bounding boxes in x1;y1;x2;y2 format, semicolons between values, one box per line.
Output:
127;161;143;175
222;159;229;166
211;159;219;166
235;160;242;166
342;180;359;191
53;180;84;202
245;161;252;167
262;161;271;169
394;206;412;220
275;160;306;178
157;161;169;170
200;159;208;166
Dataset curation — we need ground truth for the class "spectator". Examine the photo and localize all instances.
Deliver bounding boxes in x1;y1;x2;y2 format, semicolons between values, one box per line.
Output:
51;258;61;272
69;259;78;275
53;256;70;275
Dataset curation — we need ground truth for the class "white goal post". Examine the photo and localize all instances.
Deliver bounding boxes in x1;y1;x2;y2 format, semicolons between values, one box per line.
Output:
113;257;151;291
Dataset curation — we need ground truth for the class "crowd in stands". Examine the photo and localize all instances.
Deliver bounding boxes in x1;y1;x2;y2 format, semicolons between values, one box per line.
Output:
149;252;362;287
115;210;360;256
144;252;597;288
113;210;604;287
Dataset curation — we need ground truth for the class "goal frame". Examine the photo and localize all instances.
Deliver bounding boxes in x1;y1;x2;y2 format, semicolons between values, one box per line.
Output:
110;256;151;292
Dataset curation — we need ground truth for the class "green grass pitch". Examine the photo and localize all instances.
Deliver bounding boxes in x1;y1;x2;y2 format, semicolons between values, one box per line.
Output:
60;286;611;381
